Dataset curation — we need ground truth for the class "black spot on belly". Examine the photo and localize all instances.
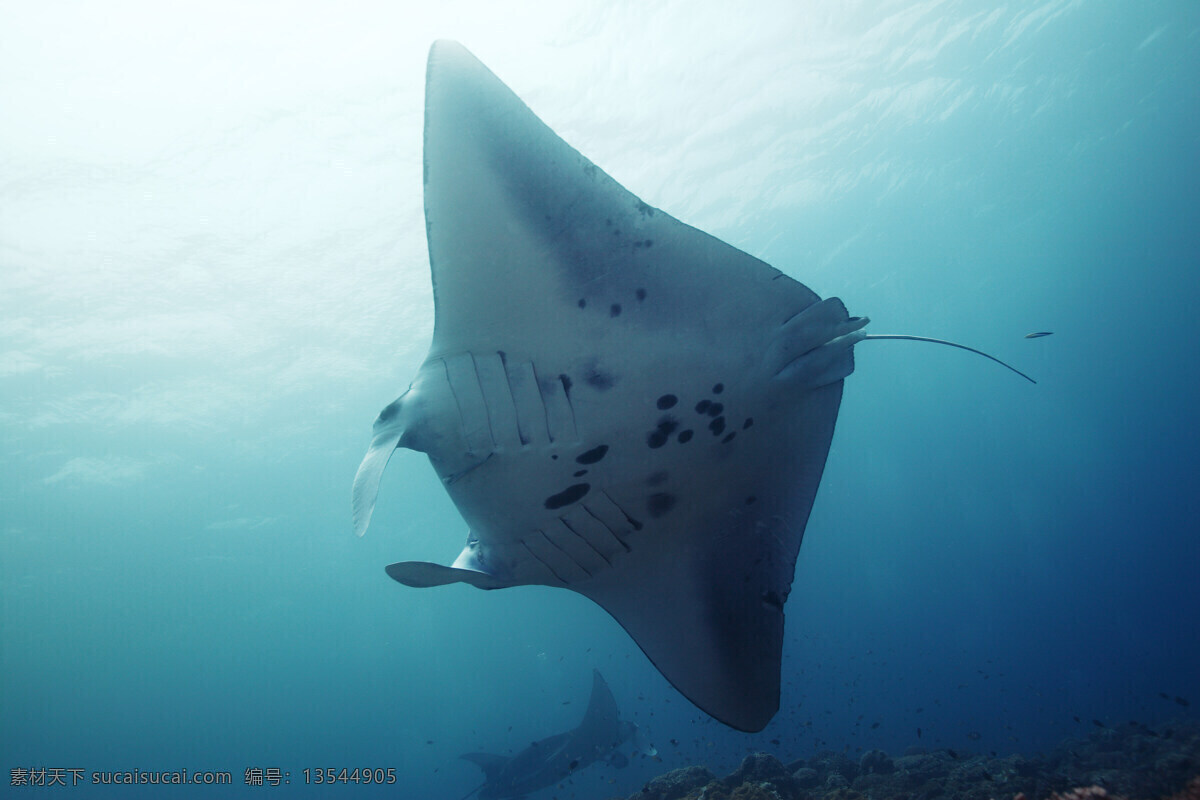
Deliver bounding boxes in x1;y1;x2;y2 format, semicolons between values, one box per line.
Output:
578;298;586;309
636;288;646;301
646;416;679;449
646;492;676;518
573;469;587;477
678;429;694;444
544;483;590;510
695;399;711;414
657;394;677;410
610;303;622;317
745;495;757;505
646;471;668;487
706;402;723;417
575;444;609;464
743;417;754;429
712;383;724;394
722;432;736;444
709;416;726;436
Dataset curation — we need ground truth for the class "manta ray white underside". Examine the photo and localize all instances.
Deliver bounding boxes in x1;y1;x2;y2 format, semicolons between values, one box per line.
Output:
353;40;871;732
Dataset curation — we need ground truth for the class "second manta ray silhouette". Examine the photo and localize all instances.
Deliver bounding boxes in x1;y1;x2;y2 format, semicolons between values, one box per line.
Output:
353;40;1035;732
460;671;655;800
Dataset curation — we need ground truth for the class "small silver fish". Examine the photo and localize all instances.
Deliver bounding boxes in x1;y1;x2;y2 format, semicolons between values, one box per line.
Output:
1024;331;1053;339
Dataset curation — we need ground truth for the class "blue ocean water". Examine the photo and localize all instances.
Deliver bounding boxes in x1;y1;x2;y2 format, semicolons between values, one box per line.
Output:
2;1;1197;797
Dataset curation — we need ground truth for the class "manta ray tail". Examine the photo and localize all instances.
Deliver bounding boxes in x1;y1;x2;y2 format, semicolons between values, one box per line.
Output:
863;334;1037;384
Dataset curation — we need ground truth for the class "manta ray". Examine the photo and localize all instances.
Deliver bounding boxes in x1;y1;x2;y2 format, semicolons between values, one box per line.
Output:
353;40;1032;732
460;670;655;800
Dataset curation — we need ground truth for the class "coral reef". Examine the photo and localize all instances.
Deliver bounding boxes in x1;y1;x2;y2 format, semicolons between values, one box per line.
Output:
619;719;1200;800
630;765;717;800
1166;777;1200;800
1045;787;1120;800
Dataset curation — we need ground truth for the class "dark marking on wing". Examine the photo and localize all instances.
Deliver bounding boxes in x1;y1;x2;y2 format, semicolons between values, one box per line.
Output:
706;402;723;417
712;383;724;394
722;432;736;444
709;416;726;436
646;416;679;449
575;444;609;464
677;429;694;444
544;483;591;510
695;399;711;414
743;417;754;429
646;492;676;518
573;469;587;477
656;394;677;410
